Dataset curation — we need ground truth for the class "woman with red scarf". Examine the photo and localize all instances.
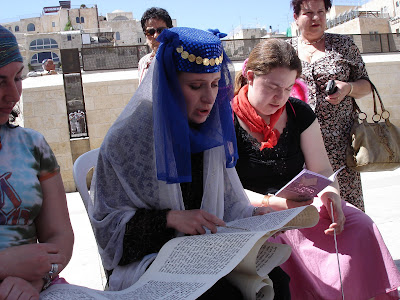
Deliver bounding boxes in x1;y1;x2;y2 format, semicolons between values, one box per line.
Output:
233;38;400;299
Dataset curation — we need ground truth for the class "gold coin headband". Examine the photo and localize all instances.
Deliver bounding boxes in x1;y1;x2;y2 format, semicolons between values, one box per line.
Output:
176;45;224;67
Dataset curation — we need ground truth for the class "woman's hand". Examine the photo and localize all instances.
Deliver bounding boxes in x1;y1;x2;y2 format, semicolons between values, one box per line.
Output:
0;277;39;300
268;196;313;211
253;206;274;216
166;209;225;235
325;80;352;105
320;192;346;235
0;243;66;282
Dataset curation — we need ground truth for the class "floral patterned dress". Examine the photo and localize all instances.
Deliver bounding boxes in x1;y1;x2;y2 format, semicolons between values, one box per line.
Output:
288;33;369;211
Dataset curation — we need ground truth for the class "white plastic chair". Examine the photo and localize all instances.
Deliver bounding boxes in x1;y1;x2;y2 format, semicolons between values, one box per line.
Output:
72;148;108;288
73;148;100;211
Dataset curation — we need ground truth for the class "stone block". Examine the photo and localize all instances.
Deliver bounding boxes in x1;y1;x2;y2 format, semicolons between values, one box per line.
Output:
22;102;34;116
107;82;136;95
32;101;59;117
24;116;47;131
43;128;65;144
49;141;71;155
84;97;95;110
91;124;112;139
45;89;65;100
63;180;76;193
83;85;108;97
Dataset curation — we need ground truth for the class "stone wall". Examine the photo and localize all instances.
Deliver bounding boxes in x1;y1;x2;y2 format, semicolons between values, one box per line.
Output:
359;54;400;126
22;71;138;192
21;54;400;192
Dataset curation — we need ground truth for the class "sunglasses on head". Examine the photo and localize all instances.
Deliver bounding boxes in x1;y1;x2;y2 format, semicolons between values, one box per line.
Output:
144;27;167;37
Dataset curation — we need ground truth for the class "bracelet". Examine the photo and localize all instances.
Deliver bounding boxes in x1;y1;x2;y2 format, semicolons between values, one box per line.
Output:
261;194;273;207
42;273;52;291
41;263;58;291
347;82;354;96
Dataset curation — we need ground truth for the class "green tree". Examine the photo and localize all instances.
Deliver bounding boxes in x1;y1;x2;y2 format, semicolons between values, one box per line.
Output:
64;19;72;31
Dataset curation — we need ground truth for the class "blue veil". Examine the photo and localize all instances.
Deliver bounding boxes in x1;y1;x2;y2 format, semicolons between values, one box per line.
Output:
152;27;238;183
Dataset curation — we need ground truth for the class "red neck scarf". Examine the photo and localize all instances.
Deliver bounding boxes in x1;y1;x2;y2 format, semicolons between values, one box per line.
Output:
232;84;284;150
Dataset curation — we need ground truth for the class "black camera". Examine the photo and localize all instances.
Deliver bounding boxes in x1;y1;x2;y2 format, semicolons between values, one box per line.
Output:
326;80;338;95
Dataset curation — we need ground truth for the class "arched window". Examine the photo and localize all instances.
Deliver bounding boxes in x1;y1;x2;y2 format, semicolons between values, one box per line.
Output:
76;17;80;23
80;17;85;23
30;52;60;66
115;32;120;40
15;26;19;32
27;23;35;31
30;38;58;50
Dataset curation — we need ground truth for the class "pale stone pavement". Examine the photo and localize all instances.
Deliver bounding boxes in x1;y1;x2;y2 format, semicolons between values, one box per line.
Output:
59;168;400;293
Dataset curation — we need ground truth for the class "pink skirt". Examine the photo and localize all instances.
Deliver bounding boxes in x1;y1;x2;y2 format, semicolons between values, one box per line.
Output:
270;199;400;300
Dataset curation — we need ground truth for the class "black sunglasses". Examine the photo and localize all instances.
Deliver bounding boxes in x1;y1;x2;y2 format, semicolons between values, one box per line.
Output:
144;27;167;37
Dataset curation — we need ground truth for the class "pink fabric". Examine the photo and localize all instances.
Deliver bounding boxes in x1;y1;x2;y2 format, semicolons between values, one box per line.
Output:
270;199;400;300
50;276;68;286
290;79;308;103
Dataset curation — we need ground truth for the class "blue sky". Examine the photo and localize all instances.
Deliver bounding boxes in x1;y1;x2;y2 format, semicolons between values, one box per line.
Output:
0;0;295;34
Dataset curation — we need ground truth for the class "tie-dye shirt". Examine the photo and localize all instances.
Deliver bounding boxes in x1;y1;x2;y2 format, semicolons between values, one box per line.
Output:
0;124;59;250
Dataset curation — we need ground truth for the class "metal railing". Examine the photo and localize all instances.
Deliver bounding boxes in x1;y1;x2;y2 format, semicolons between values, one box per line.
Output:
81;44;149;71
79;33;399;71
327;10;390;29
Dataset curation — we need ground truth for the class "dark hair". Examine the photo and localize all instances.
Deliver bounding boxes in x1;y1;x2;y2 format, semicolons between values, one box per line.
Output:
291;0;332;15
234;39;302;95
140;7;173;32
6;107;20;127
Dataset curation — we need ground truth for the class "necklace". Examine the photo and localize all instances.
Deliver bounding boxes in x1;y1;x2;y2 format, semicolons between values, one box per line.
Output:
303;47;318;58
301;33;325;45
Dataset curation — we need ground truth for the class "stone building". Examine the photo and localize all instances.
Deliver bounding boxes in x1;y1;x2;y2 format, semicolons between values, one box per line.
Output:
0;1;177;74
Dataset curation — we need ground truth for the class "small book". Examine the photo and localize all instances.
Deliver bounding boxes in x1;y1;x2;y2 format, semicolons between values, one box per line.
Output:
275;166;345;201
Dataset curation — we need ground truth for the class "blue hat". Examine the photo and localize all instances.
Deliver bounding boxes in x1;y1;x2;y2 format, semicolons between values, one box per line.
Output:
168;27;224;73
0;25;23;69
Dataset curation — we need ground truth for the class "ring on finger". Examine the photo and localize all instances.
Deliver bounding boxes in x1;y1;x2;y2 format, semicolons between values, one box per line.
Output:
49;263;58;276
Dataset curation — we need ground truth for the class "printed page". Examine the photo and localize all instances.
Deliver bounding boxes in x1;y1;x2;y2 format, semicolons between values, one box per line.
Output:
41;207;318;300
219;205;319;234
40;284;108;299
41;233;266;300
41;280;210;300
137;231;267;299
231;239;291;278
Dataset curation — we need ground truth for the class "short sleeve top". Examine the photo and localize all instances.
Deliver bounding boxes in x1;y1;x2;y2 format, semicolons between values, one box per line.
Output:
235;98;316;194
0;125;59;249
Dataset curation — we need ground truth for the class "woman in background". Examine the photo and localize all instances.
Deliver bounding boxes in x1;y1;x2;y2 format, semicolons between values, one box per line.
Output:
288;0;371;211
